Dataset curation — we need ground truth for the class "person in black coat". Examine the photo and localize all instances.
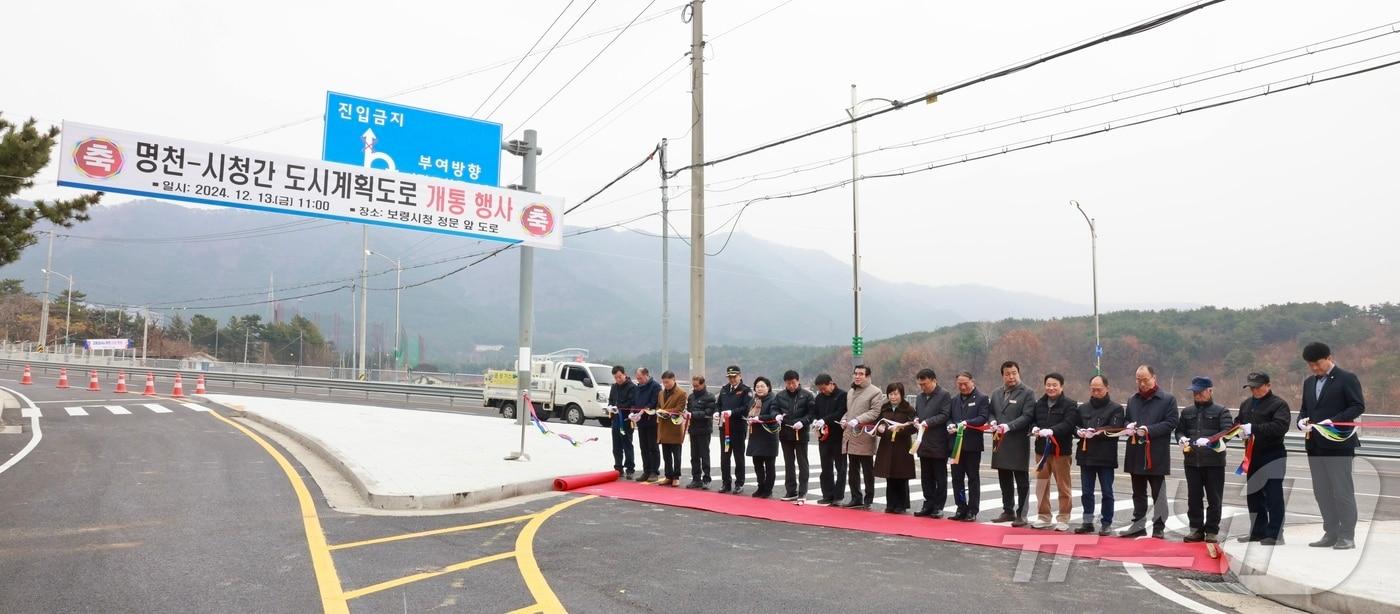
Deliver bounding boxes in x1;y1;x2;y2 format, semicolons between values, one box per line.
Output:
1234;372;1292;546
607;366;637;480
874;383;918;513
1299;342;1366;550
811;374;849;506
773;370;816;501
745;377;780;498
632;368;663;482
1119;365;1179;539
1175;376;1232;543
685;375;718;489
913;369;952;517
1030;373;1078;530
716;366;752;494
947;371;991;521
1074;375;1124;536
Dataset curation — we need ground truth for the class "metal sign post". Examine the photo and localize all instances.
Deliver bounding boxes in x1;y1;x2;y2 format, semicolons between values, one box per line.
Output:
505;130;540;462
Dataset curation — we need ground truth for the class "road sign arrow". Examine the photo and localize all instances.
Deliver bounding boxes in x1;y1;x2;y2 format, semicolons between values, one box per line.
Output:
361;128;377;152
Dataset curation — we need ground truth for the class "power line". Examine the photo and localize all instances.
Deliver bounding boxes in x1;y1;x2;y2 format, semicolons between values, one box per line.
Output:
484;0;600;120
665;0;1230;178
563;144;660;214
505;0;662;137
57;220;340;244
471;0;578;118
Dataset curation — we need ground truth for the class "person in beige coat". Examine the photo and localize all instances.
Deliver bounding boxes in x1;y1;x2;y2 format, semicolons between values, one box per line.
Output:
656;371;690;487
841;364;887;509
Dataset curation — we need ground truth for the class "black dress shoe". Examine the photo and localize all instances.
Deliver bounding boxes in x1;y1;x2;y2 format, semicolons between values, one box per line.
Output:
1333;538;1356;550
624;471;636;480
1183;530;1205;543
1011;517;1029;528
1120;527;1148;538
1097;527;1112;537
718;485;732;494
990;512;1017;523
1151;528;1166;539
1238;535;1262;543
1261;536;1284;546
1309;536;1338;548
780;494;801;502
684;480;702;489
1074;523;1096;535
732;485;745;495
913;508;935;517
840;499;864;508
815;498;834;506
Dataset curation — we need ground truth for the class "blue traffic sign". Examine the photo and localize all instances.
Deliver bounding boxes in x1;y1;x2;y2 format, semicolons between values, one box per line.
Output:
322;91;502;186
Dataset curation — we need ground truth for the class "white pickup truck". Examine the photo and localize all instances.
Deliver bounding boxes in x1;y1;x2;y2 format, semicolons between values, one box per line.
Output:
483;353;616;426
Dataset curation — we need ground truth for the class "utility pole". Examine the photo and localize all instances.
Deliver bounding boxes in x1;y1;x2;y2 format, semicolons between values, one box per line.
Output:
1073;200;1101;375
367;250;401;372
659;138;670;373
141;306;149;364
849;84;864;369
37;230;53;350
358;228;368;380
688;0;706;380
505;129;540;462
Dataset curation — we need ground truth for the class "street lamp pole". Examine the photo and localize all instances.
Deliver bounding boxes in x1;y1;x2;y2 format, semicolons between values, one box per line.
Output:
37;230;53;351
846;86;897;368
1073;200;1101;375
367;250;401;371
43;269;73;353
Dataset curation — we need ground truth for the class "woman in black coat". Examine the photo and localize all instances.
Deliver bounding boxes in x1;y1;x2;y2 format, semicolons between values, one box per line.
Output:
745;377;780;498
874;382;918;514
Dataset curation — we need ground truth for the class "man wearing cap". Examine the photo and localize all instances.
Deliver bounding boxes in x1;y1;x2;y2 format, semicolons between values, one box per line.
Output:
716;366;752;494
774;370;816;501
1175;376;1231;543
1234;372;1292;546
1299;342;1366;550
633;368;663;483
811;373;848;505
989;361;1037;527
1120;365;1179;539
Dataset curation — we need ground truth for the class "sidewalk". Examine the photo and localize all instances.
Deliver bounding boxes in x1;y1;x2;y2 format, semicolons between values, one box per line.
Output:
205;394;621;510
1224;520;1399;613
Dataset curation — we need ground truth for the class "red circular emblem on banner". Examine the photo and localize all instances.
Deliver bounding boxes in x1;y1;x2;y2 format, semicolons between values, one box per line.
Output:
520;203;555;237
72;138;124;179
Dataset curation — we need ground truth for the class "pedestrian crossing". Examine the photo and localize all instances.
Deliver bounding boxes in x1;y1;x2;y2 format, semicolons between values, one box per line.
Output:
680;464;1256;534
22;402;210;418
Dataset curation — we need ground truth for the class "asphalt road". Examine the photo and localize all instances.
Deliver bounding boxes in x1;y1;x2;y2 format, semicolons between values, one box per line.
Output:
5;365;1393;612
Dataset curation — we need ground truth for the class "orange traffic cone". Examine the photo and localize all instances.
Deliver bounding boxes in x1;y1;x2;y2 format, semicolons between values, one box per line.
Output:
171;374;185;398
57;368;69;389
143;373;156;396
194;374;207;395
114;372;128;394
87;370;101;392
20;365;32;385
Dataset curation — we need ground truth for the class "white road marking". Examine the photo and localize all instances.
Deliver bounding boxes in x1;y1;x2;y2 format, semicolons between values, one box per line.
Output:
180;402;210;412
142;403;172;414
1123;562;1226;614
64;406;88;417
20;406;41;418
103;405;131;415
0;385;43;476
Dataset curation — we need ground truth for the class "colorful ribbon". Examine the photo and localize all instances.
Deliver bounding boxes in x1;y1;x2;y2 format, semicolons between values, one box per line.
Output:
523;394;599;447
1035;434;1061;470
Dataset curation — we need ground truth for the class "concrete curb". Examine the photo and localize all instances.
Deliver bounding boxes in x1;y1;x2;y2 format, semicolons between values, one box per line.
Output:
1235;558;1390;614
0;390;24;434
228;403;556;510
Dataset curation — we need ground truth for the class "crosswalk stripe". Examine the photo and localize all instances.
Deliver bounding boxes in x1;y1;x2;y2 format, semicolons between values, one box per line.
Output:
20;407;41;418
64;406;88;417
103;405;131;415
142;403;173;414
180;402;210;412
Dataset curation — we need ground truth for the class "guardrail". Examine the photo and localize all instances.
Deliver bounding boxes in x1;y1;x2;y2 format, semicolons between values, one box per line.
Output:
0;357;485;404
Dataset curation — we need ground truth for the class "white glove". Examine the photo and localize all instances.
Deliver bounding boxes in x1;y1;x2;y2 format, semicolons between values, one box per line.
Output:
1179;436;1190;446
722;410;732;419
746;417;759;424
997;423;1010;435
1195;438;1210;447
1125;422;1138;431
876;423;888;434
1297;418;1310;431
1241;422;1253;436
1137;426;1149;437
946;424;957;434
847;419;859;429
792;421;804;430
1319;419;1334;426
776;414;785;423
628;412;642;423
959;421;968;427
605;405;617;414
813;419;825;429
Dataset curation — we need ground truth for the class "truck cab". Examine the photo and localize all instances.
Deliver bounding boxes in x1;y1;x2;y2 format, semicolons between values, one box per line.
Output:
484;349;615;426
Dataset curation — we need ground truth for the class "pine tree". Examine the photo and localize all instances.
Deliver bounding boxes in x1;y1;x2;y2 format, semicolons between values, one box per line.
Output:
0;114;103;265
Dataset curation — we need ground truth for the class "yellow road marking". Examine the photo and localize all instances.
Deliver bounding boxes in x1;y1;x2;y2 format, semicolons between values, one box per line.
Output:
513;495;595;614
328;514;534;551
341;551;516;600
207;410;348;614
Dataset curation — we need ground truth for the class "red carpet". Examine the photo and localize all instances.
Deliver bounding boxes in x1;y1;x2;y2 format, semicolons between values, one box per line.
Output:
553;470;620;491
572;480;1228;574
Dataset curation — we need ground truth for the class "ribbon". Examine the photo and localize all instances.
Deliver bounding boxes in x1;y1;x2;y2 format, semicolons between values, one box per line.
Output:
910;422;925;455
722;412;732;453
818;423;831;442
1237;436;1254;476
1035;434;1061;470
523;394;599;447
1125;428;1152;471
951;423;966;464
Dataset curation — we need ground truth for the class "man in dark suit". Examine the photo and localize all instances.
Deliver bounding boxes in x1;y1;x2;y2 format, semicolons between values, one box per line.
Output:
1119;364;1179;539
913;369;952;517
1299;342;1366;550
947;371;991;522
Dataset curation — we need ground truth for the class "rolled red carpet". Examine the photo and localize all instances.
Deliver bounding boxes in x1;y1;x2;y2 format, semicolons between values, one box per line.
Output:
553;470;620;491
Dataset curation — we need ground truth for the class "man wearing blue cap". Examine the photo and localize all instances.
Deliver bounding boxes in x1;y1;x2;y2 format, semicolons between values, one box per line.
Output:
1175;376;1231;543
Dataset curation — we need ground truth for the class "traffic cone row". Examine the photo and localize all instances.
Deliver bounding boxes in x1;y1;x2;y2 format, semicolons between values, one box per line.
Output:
87;370;100;392
57;368;69;389
194;374;206;395
114;372;128;394
171;374;185;398
21;365;32;385
142;373;156;396
38;368;202;398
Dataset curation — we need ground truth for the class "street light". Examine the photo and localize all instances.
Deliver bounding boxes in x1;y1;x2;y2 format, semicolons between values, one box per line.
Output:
366;250;401;373
41;269;73;353
846;85;898;369
1072;201;1102;375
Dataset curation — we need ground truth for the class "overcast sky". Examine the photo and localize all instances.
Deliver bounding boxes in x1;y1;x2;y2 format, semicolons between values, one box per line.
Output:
8;0;1400;311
